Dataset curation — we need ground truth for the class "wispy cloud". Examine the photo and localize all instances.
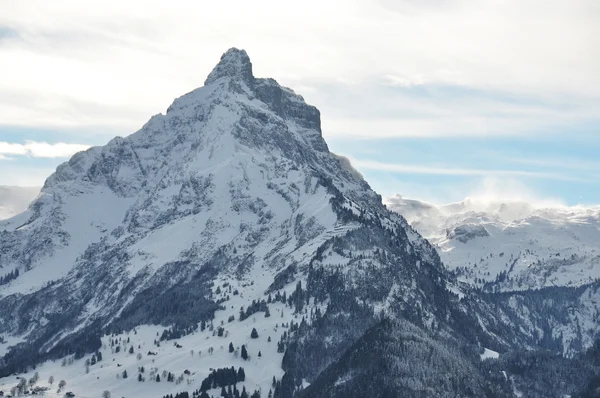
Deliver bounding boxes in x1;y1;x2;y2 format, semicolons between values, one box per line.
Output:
0;141;90;158
351;159;589;182
316;79;600;139
496;155;600;172
461;177;567;207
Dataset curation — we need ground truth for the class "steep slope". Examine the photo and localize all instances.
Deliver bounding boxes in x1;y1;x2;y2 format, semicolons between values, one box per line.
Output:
387;195;600;291
297;319;513;398
0;186;39;220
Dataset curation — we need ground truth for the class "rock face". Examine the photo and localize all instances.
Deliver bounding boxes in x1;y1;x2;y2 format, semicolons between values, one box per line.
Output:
0;49;599;398
447;224;490;243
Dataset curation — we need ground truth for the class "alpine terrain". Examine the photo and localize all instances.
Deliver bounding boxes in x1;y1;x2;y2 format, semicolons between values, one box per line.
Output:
387;195;600;291
1;49;599;398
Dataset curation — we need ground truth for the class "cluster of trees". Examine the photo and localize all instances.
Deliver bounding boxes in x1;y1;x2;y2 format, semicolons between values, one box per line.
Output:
217;385;260;398
84;350;103;368
200;367;245;391
228;343;250;360
482;344;600;397
275;318;308;355
287;282;307;313
0;268;19;286
156;371;174;382
163;392;190;398
7;372;51;396
160;323;203;341
190;385;262;398
239;300;269;321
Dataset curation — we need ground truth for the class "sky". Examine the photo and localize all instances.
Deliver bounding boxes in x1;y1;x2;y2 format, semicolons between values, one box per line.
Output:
0;0;599;206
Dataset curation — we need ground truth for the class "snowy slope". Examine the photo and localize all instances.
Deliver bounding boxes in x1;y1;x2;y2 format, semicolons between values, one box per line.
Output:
387;195;600;291
0;186;39;220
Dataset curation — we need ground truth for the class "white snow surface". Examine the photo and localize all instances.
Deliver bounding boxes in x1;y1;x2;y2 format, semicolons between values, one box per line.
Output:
387;195;600;291
0;272;303;397
480;347;500;360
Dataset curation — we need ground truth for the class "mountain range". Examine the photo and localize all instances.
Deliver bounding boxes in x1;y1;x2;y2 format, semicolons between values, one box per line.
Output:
387;195;600;291
0;49;599;398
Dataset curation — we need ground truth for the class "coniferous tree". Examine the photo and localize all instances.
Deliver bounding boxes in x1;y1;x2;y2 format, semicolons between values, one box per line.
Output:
229;342;235;353
237;367;246;382
251;328;259;339
241;345;248;360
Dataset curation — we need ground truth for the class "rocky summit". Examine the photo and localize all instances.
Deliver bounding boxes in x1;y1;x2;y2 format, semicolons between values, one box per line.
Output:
0;49;599;398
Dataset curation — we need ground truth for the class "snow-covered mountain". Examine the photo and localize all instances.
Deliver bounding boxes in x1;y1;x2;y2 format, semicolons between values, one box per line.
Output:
387;195;600;291
0;48;448;397
0;186;39;220
0;49;599;398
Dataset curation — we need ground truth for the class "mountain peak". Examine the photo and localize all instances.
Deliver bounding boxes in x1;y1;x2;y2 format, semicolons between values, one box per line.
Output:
204;47;253;85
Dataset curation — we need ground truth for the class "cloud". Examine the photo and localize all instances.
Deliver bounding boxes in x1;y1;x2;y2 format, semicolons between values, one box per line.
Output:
462;177;566;207
0;167;56;186
331;153;364;180
315;79;600;139
0;141;90;158
350;158;585;182
383;177;571;211
494;155;600;172
0;0;597;136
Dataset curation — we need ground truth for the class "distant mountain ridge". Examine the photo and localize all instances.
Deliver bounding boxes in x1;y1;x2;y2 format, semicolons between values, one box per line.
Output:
387;195;600;291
